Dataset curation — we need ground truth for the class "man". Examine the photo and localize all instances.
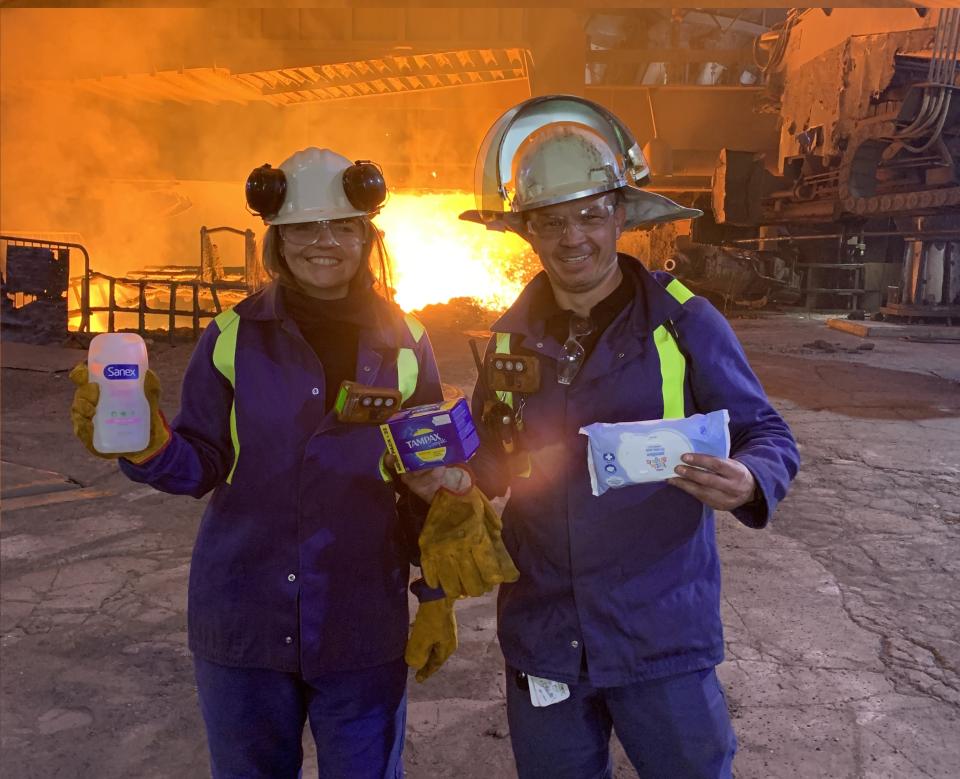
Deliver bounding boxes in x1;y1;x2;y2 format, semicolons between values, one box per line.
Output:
458;96;800;778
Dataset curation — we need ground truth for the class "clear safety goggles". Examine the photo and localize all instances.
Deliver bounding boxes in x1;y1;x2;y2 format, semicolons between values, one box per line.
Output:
280;218;365;246
525;203;615;240
556;315;595;385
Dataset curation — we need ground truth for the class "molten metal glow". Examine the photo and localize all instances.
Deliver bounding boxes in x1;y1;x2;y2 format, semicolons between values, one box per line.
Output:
377;191;537;312
69;191;538;332
69;277;110;332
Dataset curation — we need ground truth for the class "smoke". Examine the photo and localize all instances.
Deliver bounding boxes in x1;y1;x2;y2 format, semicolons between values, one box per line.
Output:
1;8;529;294
1;10;219;276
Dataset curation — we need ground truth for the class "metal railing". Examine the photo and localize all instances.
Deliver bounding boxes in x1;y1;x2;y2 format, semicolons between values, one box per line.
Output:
2;230;260;340
83;271;248;342
1;234;91;332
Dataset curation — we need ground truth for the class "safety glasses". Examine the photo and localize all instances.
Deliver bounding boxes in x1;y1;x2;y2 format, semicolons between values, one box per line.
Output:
280;218;365;246
525;203;615;240
556;315;595;385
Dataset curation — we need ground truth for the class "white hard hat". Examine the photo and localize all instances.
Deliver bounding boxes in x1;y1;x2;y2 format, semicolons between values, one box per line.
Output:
245;147;387;225
460;95;701;231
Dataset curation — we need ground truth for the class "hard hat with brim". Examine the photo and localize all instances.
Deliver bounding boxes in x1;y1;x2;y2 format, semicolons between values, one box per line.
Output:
460;95;701;231
460;188;702;233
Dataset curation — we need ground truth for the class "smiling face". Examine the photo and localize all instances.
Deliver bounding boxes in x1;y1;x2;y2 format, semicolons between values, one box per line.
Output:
521;192;627;309
280;218;368;300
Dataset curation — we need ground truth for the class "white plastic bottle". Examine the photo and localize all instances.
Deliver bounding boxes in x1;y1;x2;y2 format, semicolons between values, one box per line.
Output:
88;333;151;454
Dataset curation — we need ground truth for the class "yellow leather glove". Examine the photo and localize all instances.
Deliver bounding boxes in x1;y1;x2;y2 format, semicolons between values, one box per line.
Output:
405;597;457;683
419;466;520;599
69;362;170;464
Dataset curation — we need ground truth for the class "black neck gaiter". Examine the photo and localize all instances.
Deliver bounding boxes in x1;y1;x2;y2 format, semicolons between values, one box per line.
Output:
281;284;381;412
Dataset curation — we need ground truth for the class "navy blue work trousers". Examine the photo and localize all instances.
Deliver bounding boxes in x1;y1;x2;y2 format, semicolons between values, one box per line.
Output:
506;665;736;779
193;656;407;779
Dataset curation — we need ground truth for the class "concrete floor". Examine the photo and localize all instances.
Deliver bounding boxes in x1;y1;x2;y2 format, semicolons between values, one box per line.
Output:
2;313;958;778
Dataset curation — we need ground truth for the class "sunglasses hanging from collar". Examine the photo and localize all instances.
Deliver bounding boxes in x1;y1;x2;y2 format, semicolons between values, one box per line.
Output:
556;315;595;386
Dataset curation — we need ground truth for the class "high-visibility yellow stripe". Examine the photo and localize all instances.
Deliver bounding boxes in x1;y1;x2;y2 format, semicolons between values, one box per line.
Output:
658;278;694;418
212;309;241;484
493;279;692;478
492;331;526;476
397;347;418;404
403;313;425;343
654;324;686;419
494;332;513;408
396;314;424;404
211;308;426;483
378;449;393;483
665;278;694;305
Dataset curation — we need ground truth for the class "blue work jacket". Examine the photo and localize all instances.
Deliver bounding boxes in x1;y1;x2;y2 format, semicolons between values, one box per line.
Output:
471;256;800;687
120;281;442;676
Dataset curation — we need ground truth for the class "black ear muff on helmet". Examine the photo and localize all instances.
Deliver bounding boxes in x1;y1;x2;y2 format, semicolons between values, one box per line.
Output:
343;160;387;213
246;163;287;220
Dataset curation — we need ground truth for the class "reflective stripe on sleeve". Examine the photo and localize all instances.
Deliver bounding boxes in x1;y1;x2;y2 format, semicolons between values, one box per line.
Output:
403;313;425;343
658;277;693;418
397;313;426;405
654;324;686;420
397;347;418;404
212;308;241;484
378;449;393;483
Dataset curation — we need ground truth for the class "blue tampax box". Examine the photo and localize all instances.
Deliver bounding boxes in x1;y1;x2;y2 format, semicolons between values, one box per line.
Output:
380;397;480;473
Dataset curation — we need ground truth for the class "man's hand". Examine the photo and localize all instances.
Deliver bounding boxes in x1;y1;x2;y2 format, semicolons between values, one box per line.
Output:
668;454;757;511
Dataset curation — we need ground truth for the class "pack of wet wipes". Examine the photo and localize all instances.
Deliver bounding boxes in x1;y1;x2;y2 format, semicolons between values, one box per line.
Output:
580;409;731;496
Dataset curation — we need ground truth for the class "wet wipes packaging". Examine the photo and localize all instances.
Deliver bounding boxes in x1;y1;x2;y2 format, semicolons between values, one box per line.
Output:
380;398;480;473
580;409;731;496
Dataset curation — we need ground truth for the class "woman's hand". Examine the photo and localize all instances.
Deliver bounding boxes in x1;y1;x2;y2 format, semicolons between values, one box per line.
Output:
668;454;758;511
385;454;462;504
402;466;451;504
69;362;170;463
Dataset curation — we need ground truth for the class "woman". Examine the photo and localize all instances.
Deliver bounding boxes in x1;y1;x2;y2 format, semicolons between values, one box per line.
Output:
69;147;455;778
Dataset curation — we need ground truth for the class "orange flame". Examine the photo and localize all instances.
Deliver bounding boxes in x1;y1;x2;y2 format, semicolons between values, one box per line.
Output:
68;191;539;332
69;277;110;332
377;191;537;312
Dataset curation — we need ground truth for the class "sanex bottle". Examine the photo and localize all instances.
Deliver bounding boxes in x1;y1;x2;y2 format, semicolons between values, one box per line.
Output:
88;333;151;454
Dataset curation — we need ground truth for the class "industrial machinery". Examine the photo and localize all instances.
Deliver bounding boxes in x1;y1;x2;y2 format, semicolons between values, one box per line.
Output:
707;8;959;317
